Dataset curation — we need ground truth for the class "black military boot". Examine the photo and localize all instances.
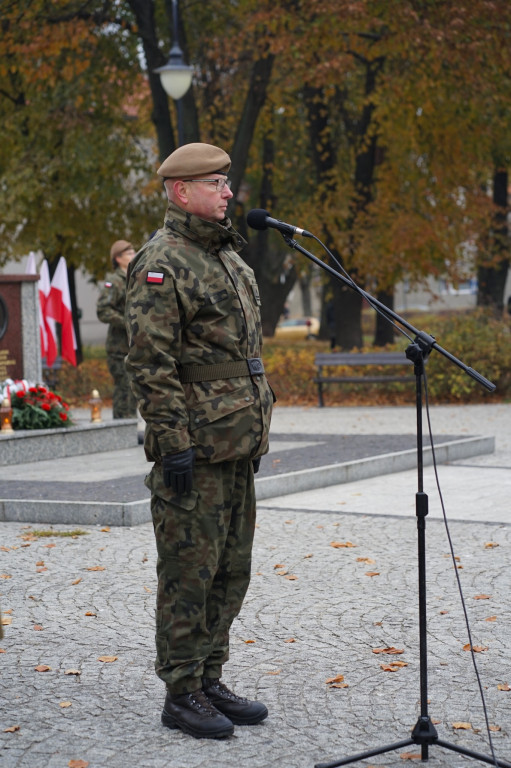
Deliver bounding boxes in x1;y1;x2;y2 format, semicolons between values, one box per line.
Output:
202;677;268;725
161;689;234;739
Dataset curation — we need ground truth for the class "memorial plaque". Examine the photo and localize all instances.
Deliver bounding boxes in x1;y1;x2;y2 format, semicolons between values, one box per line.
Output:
0;275;41;382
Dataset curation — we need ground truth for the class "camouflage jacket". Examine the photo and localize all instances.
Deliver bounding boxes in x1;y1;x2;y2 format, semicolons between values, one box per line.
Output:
96;267;128;356
125;202;273;466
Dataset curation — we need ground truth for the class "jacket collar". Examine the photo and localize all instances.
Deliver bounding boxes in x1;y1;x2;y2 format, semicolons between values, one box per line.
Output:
164;201;246;253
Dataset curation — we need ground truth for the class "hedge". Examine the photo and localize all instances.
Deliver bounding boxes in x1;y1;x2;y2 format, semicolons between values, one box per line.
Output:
56;309;511;408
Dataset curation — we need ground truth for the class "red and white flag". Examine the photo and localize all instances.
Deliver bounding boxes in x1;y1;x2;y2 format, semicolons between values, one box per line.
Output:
39;260;58;366
47;257;77;367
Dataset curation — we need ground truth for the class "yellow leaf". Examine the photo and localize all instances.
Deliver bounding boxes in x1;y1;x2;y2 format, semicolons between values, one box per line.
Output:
497;683;510;691
65;669;81;676
372;647;404;655
1;617;12;626
484;542;499;548
71;578;82;585
463;644;488;652
69;761;89;768
275;569;288;576
97;656;118;663
4;725;20;733
101;527;111;532
143;586;152;593
59;701;72;708
266;670;281;675
273;564;285;569
325;674;345;684
356;557;376;564
330;541;356;548
0;574;12;579
87;566;105;571
485;616;497;622
489;725;501;732
284;638;296;643
365;571;380;577
285;574;298;580
452;722;472;730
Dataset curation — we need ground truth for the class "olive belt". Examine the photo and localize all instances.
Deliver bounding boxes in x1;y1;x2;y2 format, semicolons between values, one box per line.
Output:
179;357;265;383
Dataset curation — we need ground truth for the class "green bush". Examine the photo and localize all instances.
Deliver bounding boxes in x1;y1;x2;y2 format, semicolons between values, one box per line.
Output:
54;309;511;407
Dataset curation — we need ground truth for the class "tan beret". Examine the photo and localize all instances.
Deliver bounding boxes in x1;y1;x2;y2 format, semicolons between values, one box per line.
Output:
110;240;132;261
157;142;231;178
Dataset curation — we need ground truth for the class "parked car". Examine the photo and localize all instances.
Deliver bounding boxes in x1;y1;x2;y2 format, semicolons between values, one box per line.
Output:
274;316;320;340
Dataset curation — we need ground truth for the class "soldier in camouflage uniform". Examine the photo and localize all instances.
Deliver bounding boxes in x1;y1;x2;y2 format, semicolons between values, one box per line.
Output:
125;143;273;739
96;240;137;419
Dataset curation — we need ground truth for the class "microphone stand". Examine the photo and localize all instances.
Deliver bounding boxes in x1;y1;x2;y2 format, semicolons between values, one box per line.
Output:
277;234;510;768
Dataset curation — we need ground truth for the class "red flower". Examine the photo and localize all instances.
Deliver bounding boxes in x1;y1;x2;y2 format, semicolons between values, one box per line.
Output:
38;386;47;393
16;391;25;399
29;387;38;393
59;412;68;421
41;403;51;411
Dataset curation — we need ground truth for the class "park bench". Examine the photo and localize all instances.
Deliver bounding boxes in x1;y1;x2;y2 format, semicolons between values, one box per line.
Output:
314;351;415;407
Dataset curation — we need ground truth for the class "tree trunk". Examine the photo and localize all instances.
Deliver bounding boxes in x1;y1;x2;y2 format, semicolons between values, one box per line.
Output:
332;275;363;350
373;288;395;346
127;0;175;161
477;168;509;314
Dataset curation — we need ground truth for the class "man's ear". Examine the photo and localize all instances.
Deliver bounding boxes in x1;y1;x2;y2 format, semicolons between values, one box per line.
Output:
172;179;189;205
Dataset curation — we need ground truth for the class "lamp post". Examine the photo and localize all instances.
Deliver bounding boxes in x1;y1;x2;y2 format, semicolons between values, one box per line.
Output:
154;0;193;147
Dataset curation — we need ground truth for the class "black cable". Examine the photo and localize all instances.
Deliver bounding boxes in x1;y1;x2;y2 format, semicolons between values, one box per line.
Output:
423;367;499;768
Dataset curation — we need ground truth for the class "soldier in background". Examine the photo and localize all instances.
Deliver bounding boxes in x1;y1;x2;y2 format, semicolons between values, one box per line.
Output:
96;240;137;419
125;143;273;740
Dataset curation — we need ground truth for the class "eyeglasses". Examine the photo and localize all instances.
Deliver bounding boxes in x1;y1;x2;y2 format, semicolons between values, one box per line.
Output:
182;178;232;192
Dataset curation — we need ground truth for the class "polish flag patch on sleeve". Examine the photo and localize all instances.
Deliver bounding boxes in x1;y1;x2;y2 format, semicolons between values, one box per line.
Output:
146;271;165;284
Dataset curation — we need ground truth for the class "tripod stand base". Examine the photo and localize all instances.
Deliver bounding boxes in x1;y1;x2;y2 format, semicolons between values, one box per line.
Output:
315;716;511;768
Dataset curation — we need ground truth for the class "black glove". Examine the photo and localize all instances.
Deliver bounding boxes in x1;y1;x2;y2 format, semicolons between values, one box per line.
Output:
162;448;195;495
252;457;261;474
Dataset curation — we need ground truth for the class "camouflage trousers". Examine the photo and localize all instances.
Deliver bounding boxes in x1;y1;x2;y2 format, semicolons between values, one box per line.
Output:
107;354;137;419
150;459;256;695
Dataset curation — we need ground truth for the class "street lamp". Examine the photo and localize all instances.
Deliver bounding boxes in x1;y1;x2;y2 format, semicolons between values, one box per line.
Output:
154;0;193;147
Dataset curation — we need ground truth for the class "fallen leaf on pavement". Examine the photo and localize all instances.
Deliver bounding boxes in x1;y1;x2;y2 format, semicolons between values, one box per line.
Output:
85;612;97;617
4;725;20;733
284;638;296;643
400;753;421;760
474;594;491;600
97;656;118;663
372;647;404;655
365;571;380;577
497;683;510;691
0;574;12;579
452;722;472;730
357;557;376;564
489;725;501;732
244;640;255;644
325;674;345;685
463;644;488;652
71;578;82;585
484;542;499;548
87;566;105;571
33;625;44;631
330;541;356;548
65;669;81;676
34;664;52;672
380;661;408;671
485;616;497;622
101;527;110;533
285;574;298;580
59;701;72;708
68;761;89;768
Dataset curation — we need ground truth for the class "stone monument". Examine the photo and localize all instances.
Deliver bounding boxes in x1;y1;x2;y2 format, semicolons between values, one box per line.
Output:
0;274;42;383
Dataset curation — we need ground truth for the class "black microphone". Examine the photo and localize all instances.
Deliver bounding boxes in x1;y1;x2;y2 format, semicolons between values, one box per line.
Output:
246;209;312;238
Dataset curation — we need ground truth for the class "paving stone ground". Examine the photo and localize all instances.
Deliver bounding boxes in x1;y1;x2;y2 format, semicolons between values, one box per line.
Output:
1;404;510;768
